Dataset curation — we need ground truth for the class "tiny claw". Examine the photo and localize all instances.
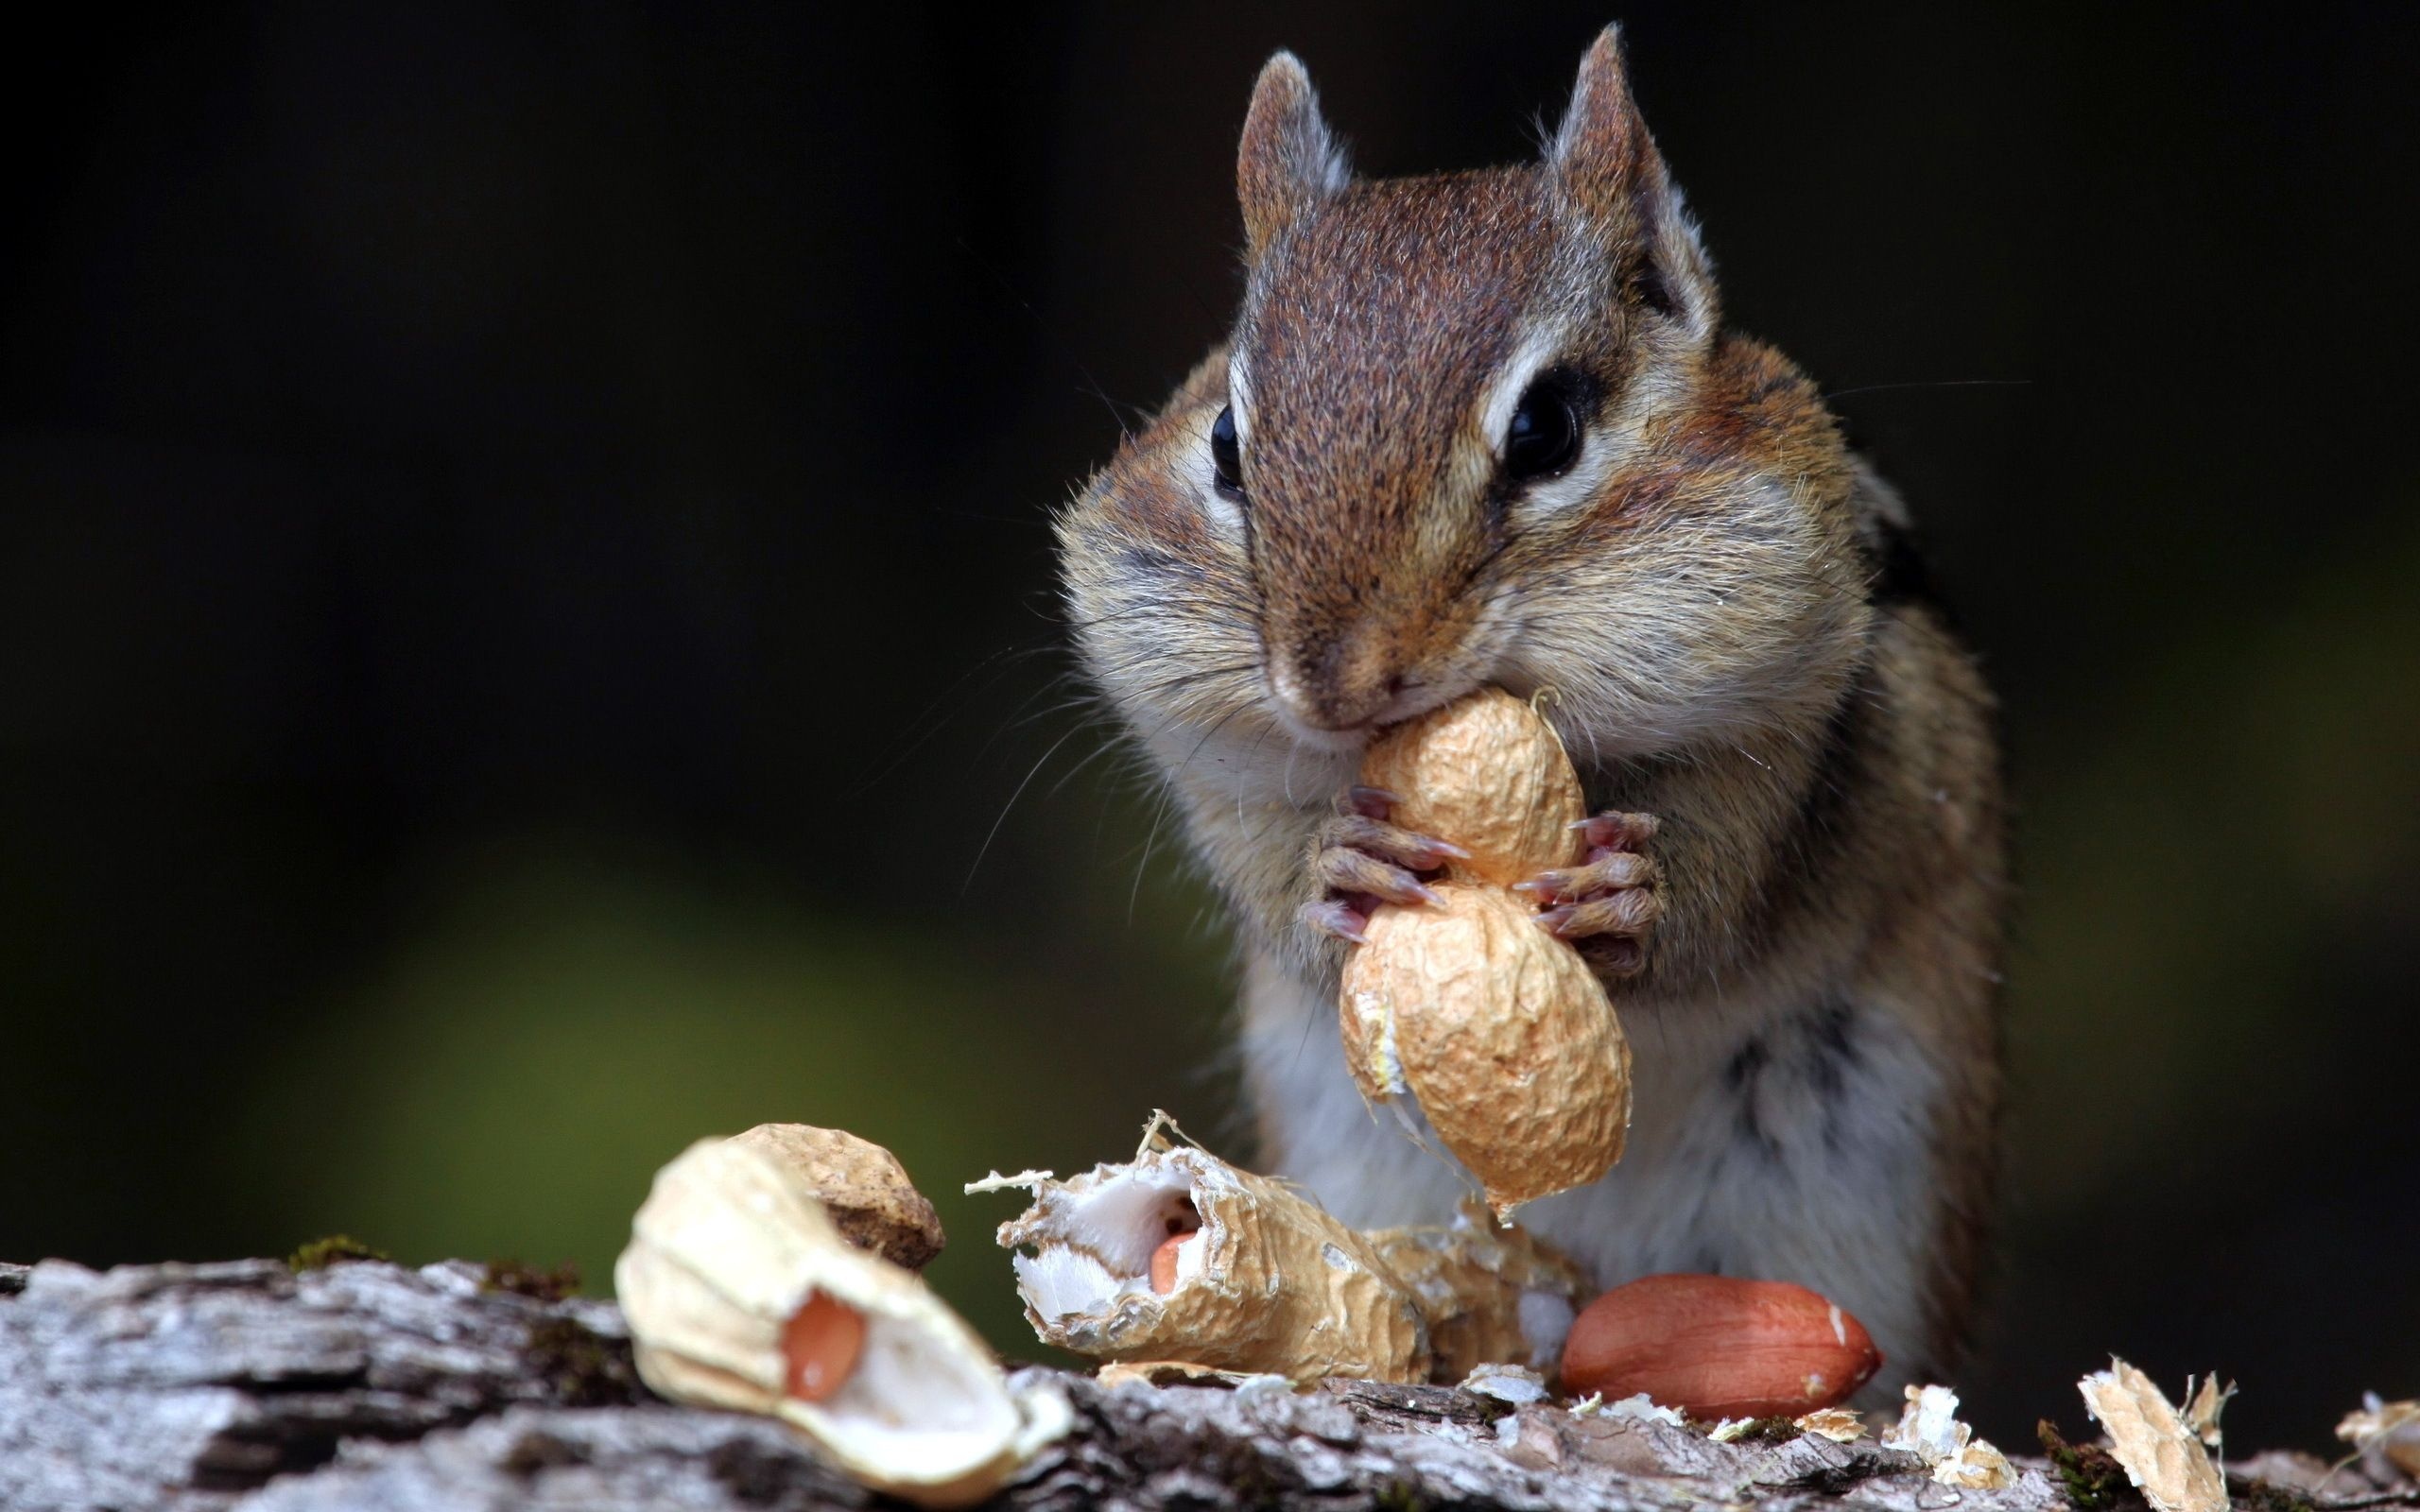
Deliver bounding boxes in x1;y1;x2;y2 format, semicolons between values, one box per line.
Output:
1537;886;1660;942
1343;785;1398;818
1302;899;1370;944
1314;841;1443;908
1573;812;1658;851
1419;835;1475;862
1523;852;1653;902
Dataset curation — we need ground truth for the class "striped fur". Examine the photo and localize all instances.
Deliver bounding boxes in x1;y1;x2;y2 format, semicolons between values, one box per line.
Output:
1055;26;2005;1386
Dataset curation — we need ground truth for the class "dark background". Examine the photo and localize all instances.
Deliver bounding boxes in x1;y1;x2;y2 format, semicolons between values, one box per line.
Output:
5;1;2414;1451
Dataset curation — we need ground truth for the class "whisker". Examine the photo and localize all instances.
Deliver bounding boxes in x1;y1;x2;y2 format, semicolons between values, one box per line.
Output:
1133;700;1259;916
1126;788;1172;926
851;640;1066;795
964;720;1091;892
1236;721;1275;830
1128;659;1265;701
1168;700;1253;789
1122;687;1266;924
1004;691;1112;735
968;666;1092;767
1041;731;1124;801
1063;601;1257;638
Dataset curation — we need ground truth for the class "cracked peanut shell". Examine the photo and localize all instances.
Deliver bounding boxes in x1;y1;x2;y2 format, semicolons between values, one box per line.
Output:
1361;1199;1596;1383
729;1122;945;1272
988;1118;1430;1383
615;1137;1067;1508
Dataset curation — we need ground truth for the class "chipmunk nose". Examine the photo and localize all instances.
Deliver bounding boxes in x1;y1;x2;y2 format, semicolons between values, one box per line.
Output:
1268;626;1412;734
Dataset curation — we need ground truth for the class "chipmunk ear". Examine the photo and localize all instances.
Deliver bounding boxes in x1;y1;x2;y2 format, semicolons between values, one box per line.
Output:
1548;26;1716;335
1238;52;1350;264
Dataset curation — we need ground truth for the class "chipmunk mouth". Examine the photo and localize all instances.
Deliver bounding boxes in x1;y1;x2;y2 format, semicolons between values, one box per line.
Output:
1262;662;1477;751
1258;591;1519;752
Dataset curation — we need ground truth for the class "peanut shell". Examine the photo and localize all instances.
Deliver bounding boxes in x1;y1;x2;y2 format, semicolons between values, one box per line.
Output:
2080;1360;2231;1512
615;1137;1068;1508
990;1119;1429;1383
1361;1200;1596;1383
1340;883;1630;1215
1357;689;1584;885
730;1122;945;1272
1883;1383;2019;1490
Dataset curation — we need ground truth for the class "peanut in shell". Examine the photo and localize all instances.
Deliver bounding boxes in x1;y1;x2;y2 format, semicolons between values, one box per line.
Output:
1341;688;1633;1217
1340;885;1631;1216
1357;689;1586;885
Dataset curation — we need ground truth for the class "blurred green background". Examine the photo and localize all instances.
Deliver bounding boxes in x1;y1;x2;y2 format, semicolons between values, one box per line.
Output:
3;1;2414;1452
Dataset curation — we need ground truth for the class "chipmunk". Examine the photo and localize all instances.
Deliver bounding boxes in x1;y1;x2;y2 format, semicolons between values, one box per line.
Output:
1055;26;2005;1387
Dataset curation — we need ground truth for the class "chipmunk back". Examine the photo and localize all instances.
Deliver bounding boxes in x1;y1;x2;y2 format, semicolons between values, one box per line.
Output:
1056;26;2005;1387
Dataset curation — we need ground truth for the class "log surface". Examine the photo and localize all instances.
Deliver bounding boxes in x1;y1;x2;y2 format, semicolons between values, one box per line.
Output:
0;1255;2408;1512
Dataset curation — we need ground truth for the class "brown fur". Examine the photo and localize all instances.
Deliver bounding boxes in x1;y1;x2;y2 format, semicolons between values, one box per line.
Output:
1056;26;2005;1382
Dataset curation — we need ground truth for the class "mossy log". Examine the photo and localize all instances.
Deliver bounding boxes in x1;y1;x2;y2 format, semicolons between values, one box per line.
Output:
0;1256;2409;1512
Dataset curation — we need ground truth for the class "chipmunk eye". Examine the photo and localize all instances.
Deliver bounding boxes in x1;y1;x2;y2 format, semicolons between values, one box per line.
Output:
1209;405;1245;495
1504;373;1582;482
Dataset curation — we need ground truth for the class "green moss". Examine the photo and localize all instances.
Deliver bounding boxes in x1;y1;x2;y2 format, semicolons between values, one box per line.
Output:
483;1258;581;1301
287;1234;389;1272
2038;1419;2136;1511
524;1314;642;1407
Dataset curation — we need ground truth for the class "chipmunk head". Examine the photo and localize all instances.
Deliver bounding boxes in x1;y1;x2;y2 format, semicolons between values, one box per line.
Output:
1063;26;1870;790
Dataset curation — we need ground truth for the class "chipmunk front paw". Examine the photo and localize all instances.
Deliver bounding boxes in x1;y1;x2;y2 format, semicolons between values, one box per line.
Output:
1514;811;1662;977
1297;784;1468;944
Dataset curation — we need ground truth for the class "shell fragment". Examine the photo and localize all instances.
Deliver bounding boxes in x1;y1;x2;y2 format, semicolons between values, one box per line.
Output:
616;1137;1067;1508
1361;1200;1593;1383
2079;1359;2229;1512
986;1115;1430;1383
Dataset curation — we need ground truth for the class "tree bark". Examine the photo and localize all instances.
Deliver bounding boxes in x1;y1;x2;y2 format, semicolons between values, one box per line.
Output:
0;1255;2406;1512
